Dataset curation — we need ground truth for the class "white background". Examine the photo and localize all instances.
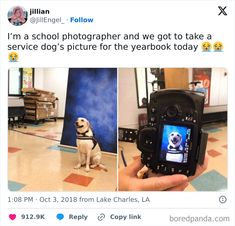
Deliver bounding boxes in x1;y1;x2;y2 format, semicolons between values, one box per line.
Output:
0;0;235;226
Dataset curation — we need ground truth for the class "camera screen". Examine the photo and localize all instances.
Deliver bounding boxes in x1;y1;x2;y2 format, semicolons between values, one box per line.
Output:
159;124;192;164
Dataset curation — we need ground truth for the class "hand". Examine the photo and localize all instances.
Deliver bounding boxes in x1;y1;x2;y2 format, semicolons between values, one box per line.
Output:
118;158;189;191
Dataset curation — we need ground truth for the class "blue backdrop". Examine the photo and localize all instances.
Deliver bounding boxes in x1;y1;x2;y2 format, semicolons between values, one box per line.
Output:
60;68;117;153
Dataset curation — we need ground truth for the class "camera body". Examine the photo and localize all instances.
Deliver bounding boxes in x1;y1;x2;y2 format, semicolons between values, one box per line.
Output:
137;89;208;176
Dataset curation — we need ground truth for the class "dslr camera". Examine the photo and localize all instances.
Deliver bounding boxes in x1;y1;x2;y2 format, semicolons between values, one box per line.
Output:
137;89;208;176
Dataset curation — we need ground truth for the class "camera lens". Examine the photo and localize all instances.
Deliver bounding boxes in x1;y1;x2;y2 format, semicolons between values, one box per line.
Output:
166;106;178;118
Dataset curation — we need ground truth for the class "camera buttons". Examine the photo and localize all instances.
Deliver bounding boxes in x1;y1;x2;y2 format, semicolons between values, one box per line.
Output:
166;105;179;118
145;139;152;145
186;116;193;121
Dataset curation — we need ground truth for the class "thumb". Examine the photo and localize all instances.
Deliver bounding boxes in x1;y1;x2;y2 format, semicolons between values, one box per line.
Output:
126;157;144;177
138;174;188;191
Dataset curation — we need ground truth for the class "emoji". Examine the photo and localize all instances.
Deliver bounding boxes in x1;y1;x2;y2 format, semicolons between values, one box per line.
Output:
8;52;19;62
9;214;16;220
201;42;211;52
213;41;223;52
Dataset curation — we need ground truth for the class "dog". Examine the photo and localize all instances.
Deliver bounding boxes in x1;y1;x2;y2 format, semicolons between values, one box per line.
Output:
74;117;107;172
166;131;184;163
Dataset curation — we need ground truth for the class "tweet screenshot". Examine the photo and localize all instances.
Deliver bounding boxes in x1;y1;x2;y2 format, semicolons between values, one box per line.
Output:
0;0;234;225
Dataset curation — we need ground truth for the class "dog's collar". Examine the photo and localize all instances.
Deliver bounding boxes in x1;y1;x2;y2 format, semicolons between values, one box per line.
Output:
167;149;183;154
76;130;89;137
168;145;183;152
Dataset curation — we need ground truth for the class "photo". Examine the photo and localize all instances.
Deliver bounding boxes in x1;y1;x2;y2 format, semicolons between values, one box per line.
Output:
8;68;117;191
159;124;191;164
8;6;28;26
118;68;227;191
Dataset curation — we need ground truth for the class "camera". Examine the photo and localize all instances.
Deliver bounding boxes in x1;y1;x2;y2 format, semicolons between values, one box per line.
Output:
137;89;208;176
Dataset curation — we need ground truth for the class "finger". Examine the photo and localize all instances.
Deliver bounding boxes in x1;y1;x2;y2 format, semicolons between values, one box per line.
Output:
138;174;188;191
125;158;144;177
166;182;189;191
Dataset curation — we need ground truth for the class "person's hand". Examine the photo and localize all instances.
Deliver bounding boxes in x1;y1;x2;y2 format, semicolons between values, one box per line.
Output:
118;158;189;191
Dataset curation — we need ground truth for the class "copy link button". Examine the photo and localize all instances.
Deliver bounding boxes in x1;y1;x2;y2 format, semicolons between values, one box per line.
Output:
219;196;227;204
110;214;142;221
97;213;105;221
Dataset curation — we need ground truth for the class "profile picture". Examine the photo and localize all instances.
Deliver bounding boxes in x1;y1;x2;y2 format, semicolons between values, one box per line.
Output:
8;6;28;26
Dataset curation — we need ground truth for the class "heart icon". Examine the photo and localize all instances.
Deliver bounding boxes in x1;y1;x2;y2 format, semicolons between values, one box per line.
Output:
56;213;64;220
9;214;16;220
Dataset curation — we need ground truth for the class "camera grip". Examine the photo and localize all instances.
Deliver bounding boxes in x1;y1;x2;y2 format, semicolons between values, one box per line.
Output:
198;130;208;165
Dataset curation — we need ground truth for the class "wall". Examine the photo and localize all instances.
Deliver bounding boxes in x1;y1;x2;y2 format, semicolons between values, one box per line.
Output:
119;68;227;129
164;68;189;89
34;68;69;117
189;68;227;112
119;68;147;129
34;68;44;89
210;68;227;106
189;68;227;106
